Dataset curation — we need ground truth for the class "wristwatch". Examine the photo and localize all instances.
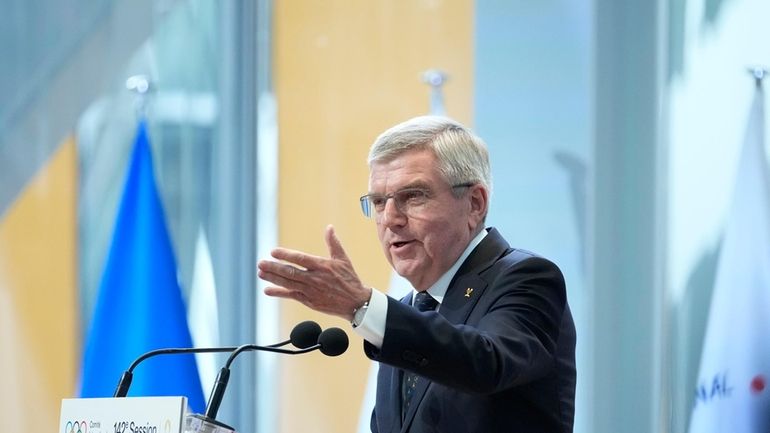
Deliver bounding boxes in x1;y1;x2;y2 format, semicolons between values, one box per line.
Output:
351;300;370;328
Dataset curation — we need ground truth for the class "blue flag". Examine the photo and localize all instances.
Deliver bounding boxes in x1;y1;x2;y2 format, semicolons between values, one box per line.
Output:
81;119;205;413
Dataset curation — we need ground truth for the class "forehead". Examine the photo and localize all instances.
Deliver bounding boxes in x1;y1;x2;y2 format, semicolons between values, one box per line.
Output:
368;149;443;191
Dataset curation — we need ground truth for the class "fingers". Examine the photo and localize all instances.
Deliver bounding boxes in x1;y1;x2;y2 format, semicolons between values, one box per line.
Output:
263;285;295;299
257;263;303;288
325;225;351;262
267;226;350;269
263;285;313;308
258;265;315;307
269;247;326;270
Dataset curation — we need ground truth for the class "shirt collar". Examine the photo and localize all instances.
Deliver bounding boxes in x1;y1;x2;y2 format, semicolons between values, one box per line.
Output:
411;229;488;306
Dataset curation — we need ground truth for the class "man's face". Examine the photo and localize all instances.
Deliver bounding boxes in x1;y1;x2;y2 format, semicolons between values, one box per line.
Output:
368;149;484;290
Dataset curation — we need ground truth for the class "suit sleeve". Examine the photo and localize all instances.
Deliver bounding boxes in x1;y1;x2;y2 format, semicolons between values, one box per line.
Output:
364;255;568;395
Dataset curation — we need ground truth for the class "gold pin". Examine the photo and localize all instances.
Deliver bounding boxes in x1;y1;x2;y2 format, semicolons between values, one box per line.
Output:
465;288;474;298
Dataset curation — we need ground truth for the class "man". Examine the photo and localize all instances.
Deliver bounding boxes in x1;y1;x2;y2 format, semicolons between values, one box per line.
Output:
257;116;576;433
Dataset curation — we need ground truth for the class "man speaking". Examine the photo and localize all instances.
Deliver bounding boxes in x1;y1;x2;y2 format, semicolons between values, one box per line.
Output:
258;116;576;433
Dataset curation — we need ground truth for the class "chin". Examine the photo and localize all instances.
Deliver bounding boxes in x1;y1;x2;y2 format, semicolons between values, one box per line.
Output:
393;263;419;282
394;266;414;280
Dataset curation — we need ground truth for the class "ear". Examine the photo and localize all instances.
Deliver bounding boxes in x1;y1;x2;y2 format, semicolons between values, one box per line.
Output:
467;184;489;229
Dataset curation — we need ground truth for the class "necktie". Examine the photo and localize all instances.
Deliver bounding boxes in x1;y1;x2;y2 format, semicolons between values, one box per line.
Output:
402;291;438;417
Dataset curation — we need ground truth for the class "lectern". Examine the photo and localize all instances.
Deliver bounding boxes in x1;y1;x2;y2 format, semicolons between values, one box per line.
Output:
60;397;235;433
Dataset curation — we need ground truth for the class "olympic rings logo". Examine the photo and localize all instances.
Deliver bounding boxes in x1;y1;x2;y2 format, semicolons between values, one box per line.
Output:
64;420;88;433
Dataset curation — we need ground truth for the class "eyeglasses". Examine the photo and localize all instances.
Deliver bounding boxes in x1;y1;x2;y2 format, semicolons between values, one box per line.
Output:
359;182;474;219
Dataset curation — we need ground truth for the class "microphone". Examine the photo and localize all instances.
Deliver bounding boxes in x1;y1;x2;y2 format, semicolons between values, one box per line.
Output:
112;320;323;398
317;326;349;356
290;320;323;348
203;327;349;420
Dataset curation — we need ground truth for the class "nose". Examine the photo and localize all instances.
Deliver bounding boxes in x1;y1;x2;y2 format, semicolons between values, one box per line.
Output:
378;197;407;227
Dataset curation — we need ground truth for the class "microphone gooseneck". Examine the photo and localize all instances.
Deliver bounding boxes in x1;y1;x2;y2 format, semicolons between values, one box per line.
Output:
203;367;230;420
204;326;349;420
113;346;238;398
112;321;323;398
110;320;347;429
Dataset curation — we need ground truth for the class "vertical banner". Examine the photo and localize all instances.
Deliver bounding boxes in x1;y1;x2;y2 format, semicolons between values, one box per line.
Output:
688;86;770;431
80;119;205;413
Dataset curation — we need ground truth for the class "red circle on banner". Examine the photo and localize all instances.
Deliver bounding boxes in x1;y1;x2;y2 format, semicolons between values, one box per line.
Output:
750;375;766;394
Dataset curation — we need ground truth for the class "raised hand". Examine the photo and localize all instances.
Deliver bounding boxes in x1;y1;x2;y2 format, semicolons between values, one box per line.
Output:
257;225;372;321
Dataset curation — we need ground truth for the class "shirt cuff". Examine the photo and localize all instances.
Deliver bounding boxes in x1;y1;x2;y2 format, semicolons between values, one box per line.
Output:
352;287;388;348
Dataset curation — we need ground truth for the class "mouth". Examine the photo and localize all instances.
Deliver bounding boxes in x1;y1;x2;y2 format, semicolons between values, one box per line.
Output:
390;240;413;250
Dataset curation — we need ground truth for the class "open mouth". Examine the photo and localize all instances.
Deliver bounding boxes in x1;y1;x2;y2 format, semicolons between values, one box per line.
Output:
392;240;412;249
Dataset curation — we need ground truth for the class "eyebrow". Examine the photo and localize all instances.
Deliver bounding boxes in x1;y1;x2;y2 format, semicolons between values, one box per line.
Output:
368;180;432;195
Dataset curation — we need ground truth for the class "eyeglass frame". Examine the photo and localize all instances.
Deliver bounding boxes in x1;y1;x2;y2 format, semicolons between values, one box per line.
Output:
358;182;475;219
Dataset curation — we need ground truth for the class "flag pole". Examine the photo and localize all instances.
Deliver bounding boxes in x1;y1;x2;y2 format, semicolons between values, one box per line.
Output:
126;74;152;118
749;66;768;89
422;69;448;116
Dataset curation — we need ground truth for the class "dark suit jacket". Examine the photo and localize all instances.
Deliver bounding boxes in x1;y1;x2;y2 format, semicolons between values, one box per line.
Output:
364;228;576;433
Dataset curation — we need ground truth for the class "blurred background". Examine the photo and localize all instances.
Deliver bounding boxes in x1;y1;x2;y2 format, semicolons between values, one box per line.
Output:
1;0;769;432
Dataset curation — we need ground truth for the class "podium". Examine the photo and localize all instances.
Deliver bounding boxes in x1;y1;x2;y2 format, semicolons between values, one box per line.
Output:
60;397;235;433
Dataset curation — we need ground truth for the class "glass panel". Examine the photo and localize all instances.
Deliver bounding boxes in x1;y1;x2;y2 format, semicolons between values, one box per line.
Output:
0;0;258;431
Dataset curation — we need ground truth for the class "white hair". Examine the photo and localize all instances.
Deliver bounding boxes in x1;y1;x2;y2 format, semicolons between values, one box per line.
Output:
367;116;492;196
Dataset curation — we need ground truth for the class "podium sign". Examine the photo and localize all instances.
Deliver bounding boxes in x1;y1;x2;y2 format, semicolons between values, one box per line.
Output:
60;397;187;433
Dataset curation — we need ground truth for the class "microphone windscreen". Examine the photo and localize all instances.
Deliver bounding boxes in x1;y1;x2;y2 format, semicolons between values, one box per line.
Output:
318;327;349;356
290;320;322;348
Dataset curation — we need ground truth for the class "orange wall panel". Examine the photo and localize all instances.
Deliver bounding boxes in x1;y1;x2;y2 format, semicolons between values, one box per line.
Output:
0;137;78;432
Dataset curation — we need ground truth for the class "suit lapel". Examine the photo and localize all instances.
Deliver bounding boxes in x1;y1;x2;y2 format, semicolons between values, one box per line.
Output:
400;229;511;431
439;273;488;325
440;228;510;325
401;274;488;431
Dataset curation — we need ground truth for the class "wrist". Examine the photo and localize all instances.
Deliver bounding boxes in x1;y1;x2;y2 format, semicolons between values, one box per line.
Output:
351;288;373;327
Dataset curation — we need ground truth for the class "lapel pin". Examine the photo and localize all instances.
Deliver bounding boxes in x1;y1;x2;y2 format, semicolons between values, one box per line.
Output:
465;287;474;298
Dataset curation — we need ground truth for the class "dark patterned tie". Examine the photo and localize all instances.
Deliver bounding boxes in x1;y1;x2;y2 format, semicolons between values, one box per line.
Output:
402;291;439;417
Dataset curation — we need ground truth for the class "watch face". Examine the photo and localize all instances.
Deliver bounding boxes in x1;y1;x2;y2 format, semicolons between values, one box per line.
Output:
353;304;368;326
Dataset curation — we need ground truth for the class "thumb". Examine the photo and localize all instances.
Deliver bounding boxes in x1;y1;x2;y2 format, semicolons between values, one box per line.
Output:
325;225;351;262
